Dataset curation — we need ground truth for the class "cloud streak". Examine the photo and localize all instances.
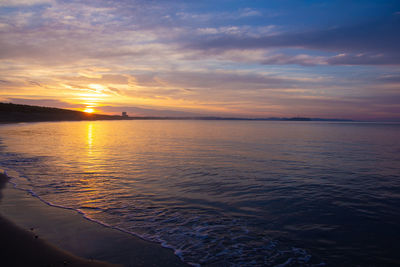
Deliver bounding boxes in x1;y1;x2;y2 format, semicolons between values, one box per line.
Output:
186;17;400;65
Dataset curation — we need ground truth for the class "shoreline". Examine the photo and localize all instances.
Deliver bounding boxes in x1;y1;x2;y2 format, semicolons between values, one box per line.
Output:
0;172;188;267
0;173;114;267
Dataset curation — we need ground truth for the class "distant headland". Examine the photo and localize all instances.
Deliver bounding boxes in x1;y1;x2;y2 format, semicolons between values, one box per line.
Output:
0;102;352;123
0;102;124;123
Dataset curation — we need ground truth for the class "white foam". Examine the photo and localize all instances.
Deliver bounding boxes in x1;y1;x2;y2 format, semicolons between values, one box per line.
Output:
1;165;321;266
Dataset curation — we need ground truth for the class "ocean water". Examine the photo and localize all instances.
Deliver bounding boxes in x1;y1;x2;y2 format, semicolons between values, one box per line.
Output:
0;120;399;266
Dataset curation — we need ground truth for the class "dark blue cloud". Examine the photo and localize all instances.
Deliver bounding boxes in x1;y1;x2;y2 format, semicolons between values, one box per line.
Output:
185;16;400;65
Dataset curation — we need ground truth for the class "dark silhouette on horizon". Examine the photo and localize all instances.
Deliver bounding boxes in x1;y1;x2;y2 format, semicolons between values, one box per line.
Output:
0;102;352;123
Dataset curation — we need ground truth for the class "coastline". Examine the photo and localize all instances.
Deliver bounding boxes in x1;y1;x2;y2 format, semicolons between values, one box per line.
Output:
0;173;187;267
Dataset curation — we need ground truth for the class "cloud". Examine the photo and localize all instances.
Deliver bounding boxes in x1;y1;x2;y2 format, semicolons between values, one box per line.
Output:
175;8;264;24
143;70;322;92
327;53;400;65
0;0;53;6
261;54;327;66
6;98;83;109
60;74;129;85
377;74;400;83
185;17;400;65
238;8;262;18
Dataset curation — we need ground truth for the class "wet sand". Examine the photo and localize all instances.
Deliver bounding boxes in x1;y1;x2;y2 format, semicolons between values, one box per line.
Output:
0;173;187;266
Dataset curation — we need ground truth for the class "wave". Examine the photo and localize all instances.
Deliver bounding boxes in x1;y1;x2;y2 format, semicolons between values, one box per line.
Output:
2;167;320;266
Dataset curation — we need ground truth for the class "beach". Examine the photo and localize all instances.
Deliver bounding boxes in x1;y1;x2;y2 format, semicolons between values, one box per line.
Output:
0;172;187;266
1;120;400;266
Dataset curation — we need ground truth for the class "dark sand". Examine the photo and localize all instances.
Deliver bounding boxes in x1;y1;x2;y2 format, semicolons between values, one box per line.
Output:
0;173;187;266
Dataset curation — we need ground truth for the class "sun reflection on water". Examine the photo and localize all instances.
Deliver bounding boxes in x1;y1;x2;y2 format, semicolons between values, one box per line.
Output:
87;123;93;154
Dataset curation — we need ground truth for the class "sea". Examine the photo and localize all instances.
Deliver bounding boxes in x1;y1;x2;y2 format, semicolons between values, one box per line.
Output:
0;120;399;266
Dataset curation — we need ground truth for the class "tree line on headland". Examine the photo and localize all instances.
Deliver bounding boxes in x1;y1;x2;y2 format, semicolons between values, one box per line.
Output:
0;102;123;123
0;102;351;123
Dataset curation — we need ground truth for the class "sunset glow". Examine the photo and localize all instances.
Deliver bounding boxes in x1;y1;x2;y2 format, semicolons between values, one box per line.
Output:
83;108;95;114
0;1;399;120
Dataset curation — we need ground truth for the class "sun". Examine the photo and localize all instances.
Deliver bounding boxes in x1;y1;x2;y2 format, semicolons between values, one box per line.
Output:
83;108;95;113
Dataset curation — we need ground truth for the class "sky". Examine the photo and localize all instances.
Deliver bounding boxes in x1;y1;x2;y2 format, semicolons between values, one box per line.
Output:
0;0;399;120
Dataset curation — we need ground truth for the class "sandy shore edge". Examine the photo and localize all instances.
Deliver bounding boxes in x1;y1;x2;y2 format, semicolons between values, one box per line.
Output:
0;172;188;267
0;172;115;266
